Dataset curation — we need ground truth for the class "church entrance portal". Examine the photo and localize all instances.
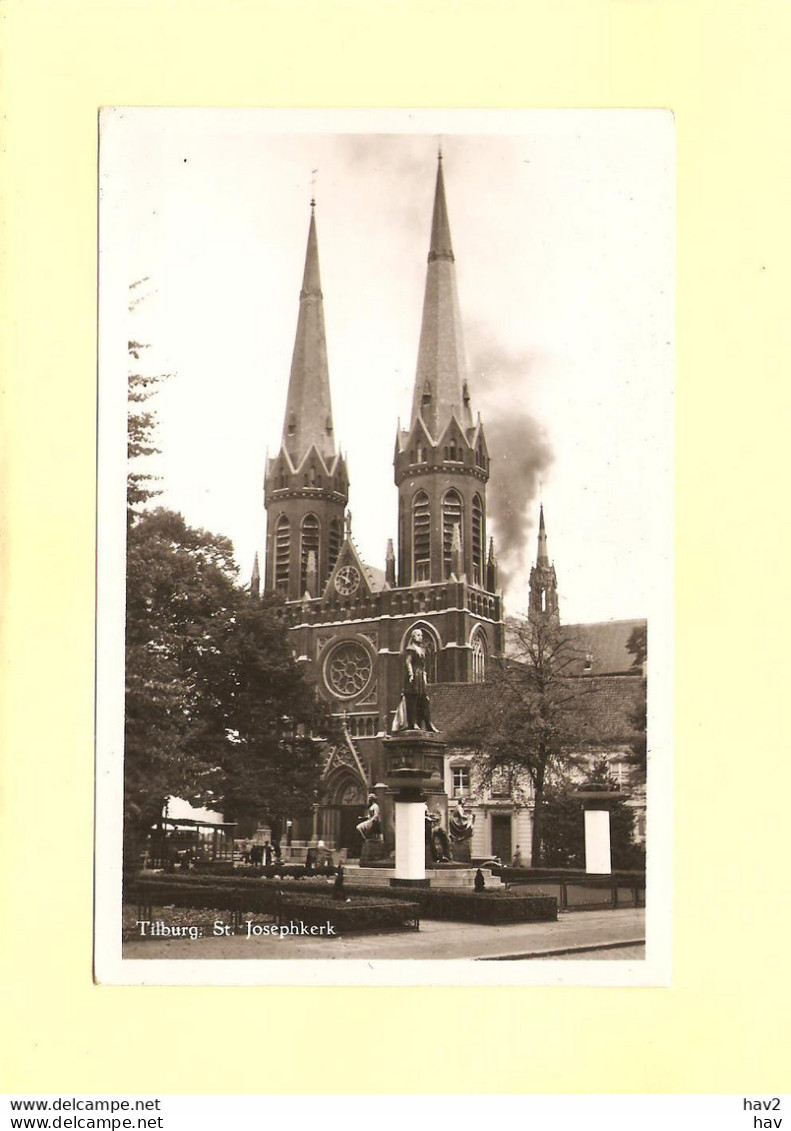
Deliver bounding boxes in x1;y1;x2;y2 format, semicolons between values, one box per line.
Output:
323;775;367;856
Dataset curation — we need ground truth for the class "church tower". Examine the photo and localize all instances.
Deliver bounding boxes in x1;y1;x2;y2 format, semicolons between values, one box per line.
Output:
394;155;491;589
264;203;348;600
528;504;560;626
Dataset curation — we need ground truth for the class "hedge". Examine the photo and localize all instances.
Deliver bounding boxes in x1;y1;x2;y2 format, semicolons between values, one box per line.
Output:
130;874;556;925
192;862;336;879
130;879;419;935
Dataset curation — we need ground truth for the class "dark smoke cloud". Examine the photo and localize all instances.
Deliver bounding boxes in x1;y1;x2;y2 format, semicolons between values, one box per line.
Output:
468;337;554;596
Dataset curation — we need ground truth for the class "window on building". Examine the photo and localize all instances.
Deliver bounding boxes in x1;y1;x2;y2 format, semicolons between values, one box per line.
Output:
471;631;487;682
328;519;342;574
490;766;512;798
472;494;484;585
611;760;630;787
413;492;430;582
451;765;470;797
274;515;290;589
300;513;320;593
442;490;463;578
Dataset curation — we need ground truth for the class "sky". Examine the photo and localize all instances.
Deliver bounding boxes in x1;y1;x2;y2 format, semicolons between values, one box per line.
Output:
101;109;674;625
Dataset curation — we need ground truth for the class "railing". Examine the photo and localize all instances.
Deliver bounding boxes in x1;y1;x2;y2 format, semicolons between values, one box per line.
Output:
493;867;646;912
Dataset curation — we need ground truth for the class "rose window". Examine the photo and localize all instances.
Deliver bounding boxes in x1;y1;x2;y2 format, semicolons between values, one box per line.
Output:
325;642;372;698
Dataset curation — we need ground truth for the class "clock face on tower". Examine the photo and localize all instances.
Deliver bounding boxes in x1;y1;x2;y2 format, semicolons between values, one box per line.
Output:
334;564;361;595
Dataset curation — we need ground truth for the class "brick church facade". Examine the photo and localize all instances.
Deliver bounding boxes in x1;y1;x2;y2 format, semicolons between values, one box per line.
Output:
255;156;645;861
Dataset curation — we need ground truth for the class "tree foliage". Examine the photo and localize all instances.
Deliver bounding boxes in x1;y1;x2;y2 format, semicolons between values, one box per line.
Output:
538;758;643;870
124;508;335;864
470;615;602;865
123;295;334;866
625;624;647;775
127;340;168;515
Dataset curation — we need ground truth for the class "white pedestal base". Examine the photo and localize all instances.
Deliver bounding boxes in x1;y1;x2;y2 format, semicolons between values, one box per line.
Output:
584;808;612;874
394;801;426;881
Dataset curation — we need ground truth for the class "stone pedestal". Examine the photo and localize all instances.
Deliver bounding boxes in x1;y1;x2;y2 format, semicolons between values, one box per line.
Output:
449;839;472;863
382;731;448;888
583;809;612;875
572;783;625;876
394;799;428;884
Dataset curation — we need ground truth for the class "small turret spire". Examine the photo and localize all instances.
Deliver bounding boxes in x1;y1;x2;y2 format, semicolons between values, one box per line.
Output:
486;537;498;593
385;538;396;588
251;551;261;598
537;503;550;567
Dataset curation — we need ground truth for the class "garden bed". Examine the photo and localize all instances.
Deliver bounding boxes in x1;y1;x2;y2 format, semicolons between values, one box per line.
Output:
128;879;419;935
130;873;556;925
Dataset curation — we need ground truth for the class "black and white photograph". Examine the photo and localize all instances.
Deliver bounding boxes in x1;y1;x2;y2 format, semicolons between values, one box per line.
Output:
95;110;673;985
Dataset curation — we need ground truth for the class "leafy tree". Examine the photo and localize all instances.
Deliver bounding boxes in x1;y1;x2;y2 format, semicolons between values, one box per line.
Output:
124;508;335;867
127;342;164;514
626;624;647;775
539;759;643;870
471;615;598;866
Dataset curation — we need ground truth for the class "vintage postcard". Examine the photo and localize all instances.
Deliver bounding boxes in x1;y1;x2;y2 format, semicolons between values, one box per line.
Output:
94;109;673;986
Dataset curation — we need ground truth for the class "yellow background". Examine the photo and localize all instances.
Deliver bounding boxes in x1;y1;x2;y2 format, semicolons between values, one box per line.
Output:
2;0;789;1093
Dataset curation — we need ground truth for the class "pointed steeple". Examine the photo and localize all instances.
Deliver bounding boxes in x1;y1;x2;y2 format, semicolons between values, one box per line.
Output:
281;203;336;464
529;504;559;627
537;503;550;566
410;154;473;437
385;538;396;588
250;551;261;598
486;537;498;592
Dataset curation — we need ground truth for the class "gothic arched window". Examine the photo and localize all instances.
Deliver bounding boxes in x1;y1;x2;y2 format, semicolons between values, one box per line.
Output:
413;492;431;582
471;630;487;683
472;494;484;586
328;519;342;575
300;513;320;593
442;490;463;579
274;515;290;590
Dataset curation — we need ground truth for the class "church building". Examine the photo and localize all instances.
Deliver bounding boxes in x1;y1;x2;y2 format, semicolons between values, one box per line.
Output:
256;155;645;863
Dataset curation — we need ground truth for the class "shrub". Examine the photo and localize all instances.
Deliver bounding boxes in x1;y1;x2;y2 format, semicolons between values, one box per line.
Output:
128;879;418;934
131;874;557;925
192;862;336;879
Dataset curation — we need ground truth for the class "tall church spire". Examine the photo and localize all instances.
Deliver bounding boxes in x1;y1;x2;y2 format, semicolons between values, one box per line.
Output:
264;200;348;601
281;204;336;464
410;154;473;437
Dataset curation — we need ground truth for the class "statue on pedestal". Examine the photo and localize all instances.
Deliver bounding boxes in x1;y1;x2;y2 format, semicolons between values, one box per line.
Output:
448;799;475;844
392;628;439;733
425;804;452;863
356;793;381;842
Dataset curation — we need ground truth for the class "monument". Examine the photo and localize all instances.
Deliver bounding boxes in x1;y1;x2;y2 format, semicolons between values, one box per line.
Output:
571;780;626;875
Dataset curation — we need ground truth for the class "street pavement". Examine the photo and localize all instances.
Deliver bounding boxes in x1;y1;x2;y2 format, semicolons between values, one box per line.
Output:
123;907;645;961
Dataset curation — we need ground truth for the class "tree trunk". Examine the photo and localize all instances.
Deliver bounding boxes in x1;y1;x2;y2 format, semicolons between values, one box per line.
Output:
531;768;546;866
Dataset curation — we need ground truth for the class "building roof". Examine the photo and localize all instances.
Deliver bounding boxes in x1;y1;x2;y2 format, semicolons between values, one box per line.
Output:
564;619;646;676
430;674;644;748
